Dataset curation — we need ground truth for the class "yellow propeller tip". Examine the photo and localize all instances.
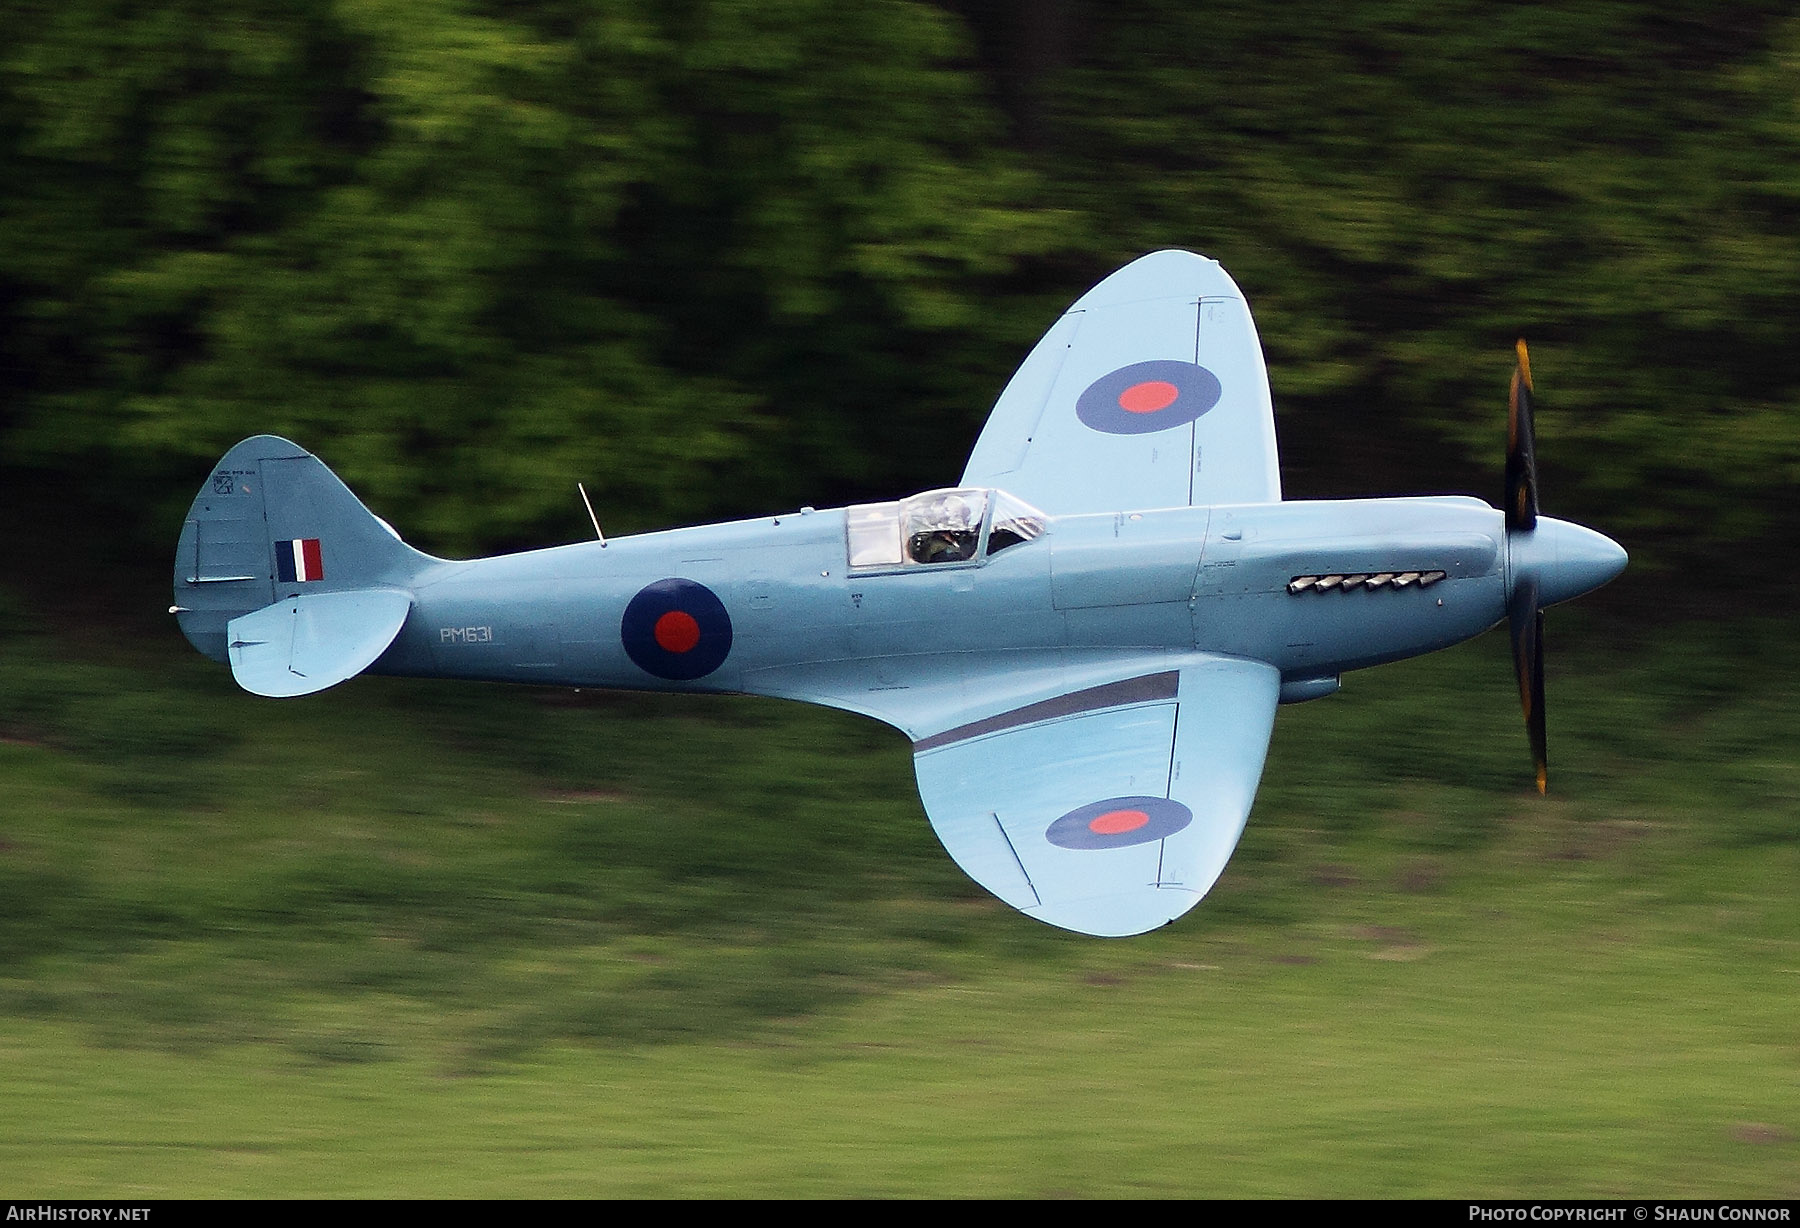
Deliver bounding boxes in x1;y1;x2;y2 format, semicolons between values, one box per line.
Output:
1536;766;1547;795
1515;338;1534;390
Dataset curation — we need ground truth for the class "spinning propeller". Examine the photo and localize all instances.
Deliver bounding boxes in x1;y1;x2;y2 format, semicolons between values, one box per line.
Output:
1501;340;1627;793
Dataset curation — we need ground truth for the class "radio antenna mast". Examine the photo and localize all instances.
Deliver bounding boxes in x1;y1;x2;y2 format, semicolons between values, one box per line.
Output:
577;482;606;546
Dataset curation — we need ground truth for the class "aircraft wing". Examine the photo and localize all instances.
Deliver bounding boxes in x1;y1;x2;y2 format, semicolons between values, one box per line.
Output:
911;654;1280;936
961;250;1280;515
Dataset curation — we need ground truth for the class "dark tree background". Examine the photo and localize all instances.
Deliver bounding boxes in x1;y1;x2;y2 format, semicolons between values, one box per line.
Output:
4;0;1796;598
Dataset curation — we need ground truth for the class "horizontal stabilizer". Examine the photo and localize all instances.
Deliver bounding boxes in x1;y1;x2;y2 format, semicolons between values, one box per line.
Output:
227;590;413;698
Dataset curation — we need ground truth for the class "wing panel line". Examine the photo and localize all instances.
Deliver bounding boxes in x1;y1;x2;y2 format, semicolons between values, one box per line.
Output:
1187;294;1202;505
1155;684;1183;886
993;812;1042;907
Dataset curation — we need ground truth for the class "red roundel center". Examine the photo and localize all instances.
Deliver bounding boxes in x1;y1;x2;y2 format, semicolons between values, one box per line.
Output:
1117;380;1180;414
1088;808;1151;835
653;610;702;654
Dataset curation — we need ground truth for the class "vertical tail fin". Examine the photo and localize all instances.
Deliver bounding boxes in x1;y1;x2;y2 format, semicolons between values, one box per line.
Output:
173;436;435;666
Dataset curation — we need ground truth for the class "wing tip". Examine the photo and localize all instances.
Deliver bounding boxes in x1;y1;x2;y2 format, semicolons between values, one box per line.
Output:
1026;886;1205;938
1071;249;1242;311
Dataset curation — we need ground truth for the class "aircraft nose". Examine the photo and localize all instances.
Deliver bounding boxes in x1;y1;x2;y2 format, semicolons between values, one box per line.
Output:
1511;517;1629;607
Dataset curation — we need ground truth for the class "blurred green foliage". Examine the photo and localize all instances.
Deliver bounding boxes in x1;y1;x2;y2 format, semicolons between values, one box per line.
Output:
3;2;1798;579
0;0;1060;554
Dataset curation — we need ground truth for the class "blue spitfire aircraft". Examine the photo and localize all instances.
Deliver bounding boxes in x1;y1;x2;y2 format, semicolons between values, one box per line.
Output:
171;251;1626;937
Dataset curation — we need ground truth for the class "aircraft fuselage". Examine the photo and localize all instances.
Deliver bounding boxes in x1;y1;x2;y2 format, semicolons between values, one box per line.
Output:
365;494;1577;705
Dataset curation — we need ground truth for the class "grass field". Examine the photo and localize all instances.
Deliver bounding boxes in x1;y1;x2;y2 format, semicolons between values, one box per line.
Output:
0;592;1794;1197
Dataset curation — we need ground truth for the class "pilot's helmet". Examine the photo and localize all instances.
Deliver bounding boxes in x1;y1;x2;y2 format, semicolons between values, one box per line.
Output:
937;494;973;530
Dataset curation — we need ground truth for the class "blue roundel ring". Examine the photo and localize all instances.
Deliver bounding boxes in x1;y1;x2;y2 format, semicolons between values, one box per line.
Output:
1075;360;1223;435
1046;795;1194;851
621;578;733;681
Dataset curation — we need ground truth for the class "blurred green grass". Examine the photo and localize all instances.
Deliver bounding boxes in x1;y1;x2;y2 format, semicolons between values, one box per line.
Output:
0;592;1794;1195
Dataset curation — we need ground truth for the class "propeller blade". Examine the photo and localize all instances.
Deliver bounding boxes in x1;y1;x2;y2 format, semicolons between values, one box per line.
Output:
1505;338;1540;532
1508;575;1548;794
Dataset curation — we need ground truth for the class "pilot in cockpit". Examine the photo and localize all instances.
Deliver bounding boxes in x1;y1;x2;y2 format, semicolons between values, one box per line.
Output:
909;493;980;564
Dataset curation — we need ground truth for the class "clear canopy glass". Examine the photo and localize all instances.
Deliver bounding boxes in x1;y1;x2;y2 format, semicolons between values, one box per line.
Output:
846;488;1045;570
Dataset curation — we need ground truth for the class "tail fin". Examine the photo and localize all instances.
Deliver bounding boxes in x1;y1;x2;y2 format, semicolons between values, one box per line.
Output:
173;436;435;690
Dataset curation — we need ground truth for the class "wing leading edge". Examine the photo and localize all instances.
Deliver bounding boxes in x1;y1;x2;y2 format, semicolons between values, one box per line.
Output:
912;654;1281;936
961;250;1281;515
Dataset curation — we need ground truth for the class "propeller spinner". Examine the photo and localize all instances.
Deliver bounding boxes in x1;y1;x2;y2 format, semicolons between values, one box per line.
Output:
1502;340;1628;793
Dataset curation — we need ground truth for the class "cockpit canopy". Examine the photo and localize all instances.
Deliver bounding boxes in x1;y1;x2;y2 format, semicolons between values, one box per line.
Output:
846;488;1046;571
